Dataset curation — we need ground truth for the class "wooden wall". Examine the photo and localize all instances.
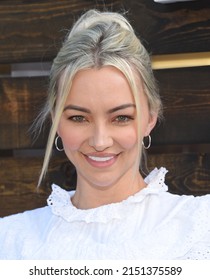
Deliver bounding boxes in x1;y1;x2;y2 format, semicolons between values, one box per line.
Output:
0;0;210;217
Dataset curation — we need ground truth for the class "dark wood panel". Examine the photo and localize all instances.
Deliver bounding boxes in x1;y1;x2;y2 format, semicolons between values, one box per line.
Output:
152;66;210;145
0;151;210;217
0;193;48;219
1;66;210;149
0;77;49;149
0;0;210;63
126;0;210;54
147;151;210;196
0;0;122;63
0;155;48;217
0;154;72;217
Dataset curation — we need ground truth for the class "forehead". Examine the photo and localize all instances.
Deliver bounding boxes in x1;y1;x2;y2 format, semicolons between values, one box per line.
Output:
65;66;139;105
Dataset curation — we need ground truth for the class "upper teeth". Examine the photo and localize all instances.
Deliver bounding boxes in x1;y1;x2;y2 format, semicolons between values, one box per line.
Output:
88;156;114;162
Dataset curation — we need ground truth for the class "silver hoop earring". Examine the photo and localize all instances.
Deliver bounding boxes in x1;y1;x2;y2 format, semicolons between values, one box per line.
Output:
142;135;151;149
55;136;64;151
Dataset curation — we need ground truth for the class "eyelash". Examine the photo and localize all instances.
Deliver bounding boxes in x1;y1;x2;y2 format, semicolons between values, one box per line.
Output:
114;115;134;124
68;115;134;124
68;115;87;123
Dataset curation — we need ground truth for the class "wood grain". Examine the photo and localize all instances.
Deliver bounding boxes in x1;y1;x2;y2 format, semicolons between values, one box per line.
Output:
0;152;209;217
152;52;210;69
0;0;210;63
0;0;122;63
0;0;210;218
0;76;49;149
126;0;210;54
153;66;210;145
147;152;210;196
0;154;73;217
1;66;210;149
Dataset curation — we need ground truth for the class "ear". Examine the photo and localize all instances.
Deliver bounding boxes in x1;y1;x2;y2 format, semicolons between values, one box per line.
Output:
144;112;158;136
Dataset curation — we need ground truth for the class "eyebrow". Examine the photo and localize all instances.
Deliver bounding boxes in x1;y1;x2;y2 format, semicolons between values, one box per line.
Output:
63;104;91;113
108;103;136;113
63;103;136;114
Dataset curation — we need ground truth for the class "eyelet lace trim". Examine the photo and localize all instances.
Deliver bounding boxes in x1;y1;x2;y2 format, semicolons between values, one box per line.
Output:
47;167;168;223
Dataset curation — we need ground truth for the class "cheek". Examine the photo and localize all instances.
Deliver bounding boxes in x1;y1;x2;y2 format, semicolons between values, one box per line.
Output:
63;136;80;151
117;128;138;150
59;127;85;152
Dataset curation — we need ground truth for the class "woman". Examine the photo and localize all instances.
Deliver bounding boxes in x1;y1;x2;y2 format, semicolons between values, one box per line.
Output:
0;9;210;260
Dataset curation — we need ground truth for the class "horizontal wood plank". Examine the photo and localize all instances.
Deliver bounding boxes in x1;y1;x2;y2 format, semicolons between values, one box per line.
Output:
152;52;210;69
1;0;209;220
1;66;210;149
126;0;210;54
147;151;210;196
152;66;210;145
0;151;209;217
0;0;210;63
0;154;73;217
0;77;49;149
0;0;122;64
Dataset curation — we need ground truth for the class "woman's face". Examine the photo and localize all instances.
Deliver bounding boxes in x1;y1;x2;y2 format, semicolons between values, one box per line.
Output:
57;66;157;189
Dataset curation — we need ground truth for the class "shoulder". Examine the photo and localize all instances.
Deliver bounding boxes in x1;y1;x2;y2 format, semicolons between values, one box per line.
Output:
163;191;210;211
179;194;210;259
0;206;52;259
0;206;52;229
156;191;210;224
137;190;210;259
144;167;210;218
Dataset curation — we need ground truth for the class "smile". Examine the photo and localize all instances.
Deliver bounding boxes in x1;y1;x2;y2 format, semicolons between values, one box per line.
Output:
88;156;115;162
84;153;119;168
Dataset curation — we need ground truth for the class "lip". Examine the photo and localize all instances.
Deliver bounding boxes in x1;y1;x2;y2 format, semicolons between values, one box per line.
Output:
83;153;119;168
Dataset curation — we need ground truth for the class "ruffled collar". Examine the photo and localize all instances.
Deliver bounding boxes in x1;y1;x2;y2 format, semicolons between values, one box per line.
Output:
47;167;168;223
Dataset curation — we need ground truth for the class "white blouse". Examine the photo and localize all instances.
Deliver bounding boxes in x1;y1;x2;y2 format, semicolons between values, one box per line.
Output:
0;167;210;260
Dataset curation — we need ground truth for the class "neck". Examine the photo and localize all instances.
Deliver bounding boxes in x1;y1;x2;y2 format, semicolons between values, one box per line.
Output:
71;172;146;210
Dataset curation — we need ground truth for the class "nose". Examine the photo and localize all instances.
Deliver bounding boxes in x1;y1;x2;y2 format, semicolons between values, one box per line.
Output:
88;123;113;151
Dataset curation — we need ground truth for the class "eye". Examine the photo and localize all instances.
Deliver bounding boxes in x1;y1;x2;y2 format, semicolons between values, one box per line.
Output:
68;115;87;123
114;115;134;124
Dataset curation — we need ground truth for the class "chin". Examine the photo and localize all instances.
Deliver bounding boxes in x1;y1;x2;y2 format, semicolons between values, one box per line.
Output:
82;173;122;190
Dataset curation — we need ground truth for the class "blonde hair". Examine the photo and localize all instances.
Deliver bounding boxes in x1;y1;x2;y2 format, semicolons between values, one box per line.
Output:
35;9;162;186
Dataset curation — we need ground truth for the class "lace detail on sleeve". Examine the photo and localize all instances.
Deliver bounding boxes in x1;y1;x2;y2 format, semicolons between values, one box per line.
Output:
176;195;210;260
144;167;168;192
183;241;210;259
